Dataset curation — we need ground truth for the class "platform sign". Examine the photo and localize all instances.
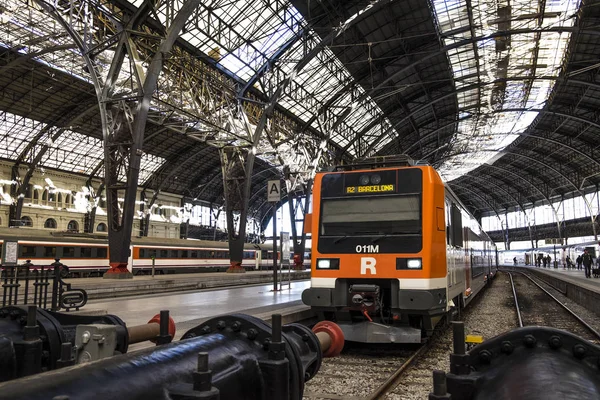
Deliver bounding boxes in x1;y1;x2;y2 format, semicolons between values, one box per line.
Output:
281;232;290;266
2;241;18;266
267;180;281;203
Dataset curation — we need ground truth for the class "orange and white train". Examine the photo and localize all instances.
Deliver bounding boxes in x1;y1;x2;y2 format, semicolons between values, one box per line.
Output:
302;156;497;343
0;228;287;277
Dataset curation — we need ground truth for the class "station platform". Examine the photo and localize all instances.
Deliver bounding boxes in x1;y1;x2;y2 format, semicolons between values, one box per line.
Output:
507;265;600;317
64;270;310;300
89;280;313;348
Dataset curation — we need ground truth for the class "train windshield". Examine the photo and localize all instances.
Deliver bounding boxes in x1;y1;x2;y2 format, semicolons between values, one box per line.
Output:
320;195;421;236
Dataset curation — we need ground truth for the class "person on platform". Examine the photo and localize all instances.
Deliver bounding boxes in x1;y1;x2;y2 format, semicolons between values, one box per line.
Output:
565;255;572;269
513;257;517;266
576;255;583;270
582;250;593;278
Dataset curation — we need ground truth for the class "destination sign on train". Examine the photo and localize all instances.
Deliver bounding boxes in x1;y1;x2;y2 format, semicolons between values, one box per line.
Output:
346;184;395;194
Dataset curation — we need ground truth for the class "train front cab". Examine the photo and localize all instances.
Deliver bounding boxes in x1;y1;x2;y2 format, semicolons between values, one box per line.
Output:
302;165;451;343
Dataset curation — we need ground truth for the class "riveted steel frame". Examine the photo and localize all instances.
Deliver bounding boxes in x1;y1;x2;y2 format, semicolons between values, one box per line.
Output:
37;0;205;273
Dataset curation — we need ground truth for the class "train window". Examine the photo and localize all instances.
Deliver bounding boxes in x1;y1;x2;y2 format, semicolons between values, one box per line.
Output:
320;195;421;236
191;251;198;258
450;204;463;247
81;248;92;257
181;250;188;258
170;250;178;258
224;252;230;259
44;247;56;257
160;250;168;258
139;248;146;258
62;247;75;258
96;248;108;258
148;249;157;258
20;245;36;257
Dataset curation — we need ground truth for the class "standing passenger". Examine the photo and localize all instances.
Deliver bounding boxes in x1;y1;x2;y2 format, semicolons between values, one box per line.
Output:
576;255;583;270
582;250;593;278
565;256;572;269
542;256;547;268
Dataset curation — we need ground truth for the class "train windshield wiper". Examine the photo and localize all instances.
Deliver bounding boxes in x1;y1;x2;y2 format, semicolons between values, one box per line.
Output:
371;233;390;243
333;236;348;244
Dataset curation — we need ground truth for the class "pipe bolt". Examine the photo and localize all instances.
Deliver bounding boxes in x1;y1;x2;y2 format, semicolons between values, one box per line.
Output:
479;350;492;364
263;338;271;350
500;341;513;354
201;326;211;335
573;344;586;359
247;328;258;340
524;335;537;348
216;320;226;330
549;335;562;349
232;321;241;332
302;333;310;342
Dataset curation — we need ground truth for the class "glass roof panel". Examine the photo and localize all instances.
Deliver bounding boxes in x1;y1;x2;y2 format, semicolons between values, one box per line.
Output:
0;111;165;183
432;0;580;181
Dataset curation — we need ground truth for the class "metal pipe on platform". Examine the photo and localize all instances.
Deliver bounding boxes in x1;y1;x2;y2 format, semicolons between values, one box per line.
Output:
0;314;329;400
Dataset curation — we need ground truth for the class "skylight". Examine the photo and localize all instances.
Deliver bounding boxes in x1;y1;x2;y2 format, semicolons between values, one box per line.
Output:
432;0;580;181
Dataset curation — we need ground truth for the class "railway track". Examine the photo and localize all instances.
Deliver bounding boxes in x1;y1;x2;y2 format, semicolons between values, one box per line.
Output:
505;270;600;344
303;341;430;400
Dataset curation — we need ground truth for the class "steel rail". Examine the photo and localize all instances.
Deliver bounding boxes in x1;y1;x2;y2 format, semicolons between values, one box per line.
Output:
366;343;431;400
507;272;524;328
504;269;600;341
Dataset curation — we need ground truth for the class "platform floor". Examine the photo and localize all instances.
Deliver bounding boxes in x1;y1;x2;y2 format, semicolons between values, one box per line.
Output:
88;280;311;328
63;270;310;299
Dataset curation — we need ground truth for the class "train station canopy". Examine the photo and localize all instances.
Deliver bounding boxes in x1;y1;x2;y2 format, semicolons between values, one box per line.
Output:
1;0;599;223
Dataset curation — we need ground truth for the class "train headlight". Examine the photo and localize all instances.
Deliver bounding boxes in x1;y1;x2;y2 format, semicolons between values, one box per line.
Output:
396;258;422;270
317;258;340;270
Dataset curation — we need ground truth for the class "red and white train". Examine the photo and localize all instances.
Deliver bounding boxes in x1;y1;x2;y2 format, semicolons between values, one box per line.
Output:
0;227;297;277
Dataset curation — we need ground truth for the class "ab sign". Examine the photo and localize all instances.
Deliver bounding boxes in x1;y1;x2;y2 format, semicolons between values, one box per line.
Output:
267;180;281;202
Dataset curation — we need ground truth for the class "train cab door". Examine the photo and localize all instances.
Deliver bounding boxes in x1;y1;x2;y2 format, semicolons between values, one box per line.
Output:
127;246;134;273
255;250;261;270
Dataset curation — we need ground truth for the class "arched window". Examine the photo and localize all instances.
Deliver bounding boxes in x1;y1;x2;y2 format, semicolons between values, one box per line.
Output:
21;216;33;227
97;223;107;232
44;218;57;229
33;190;39;204
58;193;63;206
42;190;48;202
67;220;79;232
65;194;71;206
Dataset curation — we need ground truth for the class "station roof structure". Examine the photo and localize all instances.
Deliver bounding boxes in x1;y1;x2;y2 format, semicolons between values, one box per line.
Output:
1;0;599;223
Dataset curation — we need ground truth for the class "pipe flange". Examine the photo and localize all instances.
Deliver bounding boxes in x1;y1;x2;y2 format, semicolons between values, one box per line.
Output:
313;321;345;357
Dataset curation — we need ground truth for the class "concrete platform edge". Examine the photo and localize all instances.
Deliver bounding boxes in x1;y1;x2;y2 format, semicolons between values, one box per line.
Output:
78;272;311;300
